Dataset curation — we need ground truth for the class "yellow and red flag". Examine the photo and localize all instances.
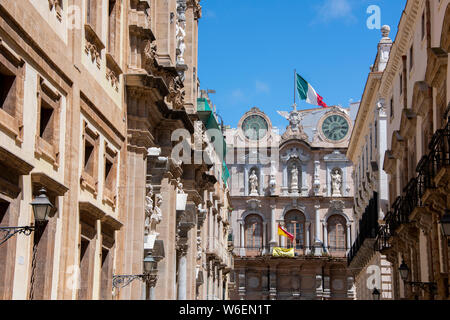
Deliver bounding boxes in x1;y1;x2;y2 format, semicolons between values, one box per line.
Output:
278;224;294;242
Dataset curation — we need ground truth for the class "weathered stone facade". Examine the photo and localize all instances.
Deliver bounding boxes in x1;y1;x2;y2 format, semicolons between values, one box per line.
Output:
346;26;394;300
0;0;232;300
375;0;450;300
225;104;359;300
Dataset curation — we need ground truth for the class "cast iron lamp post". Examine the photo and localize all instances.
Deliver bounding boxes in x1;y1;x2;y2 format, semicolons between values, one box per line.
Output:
398;260;437;297
0;188;53;246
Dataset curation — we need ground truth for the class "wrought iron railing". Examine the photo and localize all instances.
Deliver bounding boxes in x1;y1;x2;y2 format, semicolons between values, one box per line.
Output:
233;245;347;257
375;119;449;251
347;194;379;265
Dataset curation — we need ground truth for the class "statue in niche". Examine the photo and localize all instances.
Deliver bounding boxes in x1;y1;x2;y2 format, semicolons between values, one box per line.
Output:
331;169;342;197
291;165;299;191
249;169;259;196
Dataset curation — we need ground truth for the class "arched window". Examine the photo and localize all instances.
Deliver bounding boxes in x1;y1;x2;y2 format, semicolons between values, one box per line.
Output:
285;211;305;250
327;215;347;251
245;215;262;249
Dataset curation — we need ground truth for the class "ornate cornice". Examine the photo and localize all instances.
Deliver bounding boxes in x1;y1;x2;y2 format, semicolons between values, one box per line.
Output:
379;0;421;98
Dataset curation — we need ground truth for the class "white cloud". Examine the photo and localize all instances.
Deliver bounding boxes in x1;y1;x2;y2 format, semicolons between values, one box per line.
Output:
255;80;270;94
314;0;356;23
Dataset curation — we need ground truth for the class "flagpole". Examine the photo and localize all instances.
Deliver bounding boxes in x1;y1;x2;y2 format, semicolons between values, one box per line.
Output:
293;69;296;106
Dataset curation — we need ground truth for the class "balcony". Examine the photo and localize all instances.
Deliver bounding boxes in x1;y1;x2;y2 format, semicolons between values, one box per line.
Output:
347;193;379;267
234;245;347;259
375;119;449;251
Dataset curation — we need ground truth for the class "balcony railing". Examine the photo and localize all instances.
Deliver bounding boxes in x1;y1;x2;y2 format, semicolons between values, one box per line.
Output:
234;245;348;258
375;120;449;251
347;194;379;265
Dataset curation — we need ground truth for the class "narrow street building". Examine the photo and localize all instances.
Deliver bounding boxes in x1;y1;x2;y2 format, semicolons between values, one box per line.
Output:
375;0;450;300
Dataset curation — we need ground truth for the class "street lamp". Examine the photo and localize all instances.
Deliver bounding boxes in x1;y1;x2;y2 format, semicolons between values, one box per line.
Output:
0;188;54;246
372;287;381;300
398;260;437;297
31;188;54;223
399;260;410;282
113;253;159;289
439;210;450;238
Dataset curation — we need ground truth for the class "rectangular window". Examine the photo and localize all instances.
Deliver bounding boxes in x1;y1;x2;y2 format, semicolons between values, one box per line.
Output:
421;12;425;40
79;221;96;300
374;121;378;149
410;45;414;71
390;98;394;118
39;99;54;142
103;143;118;206
36;77;61;166
100;247;112;300
0;44;24;142
84;140;95;177
400;74;403;95
80;122;99;195
0;68;16;117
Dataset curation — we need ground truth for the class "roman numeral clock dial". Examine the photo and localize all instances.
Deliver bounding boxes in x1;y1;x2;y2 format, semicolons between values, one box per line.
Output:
242;115;268;141
321;115;349;142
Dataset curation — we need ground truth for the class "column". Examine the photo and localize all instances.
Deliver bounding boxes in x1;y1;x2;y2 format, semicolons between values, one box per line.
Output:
305;222;311;254
270;205;277;249
314;203;322;256
346;225;352;251
301;163;308;196
218;268;223;300
259;170;264;195
244;167;249;196
239;220;245;256
323;222;328;253
177;245;188;300
262;222;267;254
282;165;288;195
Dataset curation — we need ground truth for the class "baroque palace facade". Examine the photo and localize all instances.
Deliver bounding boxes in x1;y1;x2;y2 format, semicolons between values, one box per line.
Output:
225;103;360;300
0;0;232;301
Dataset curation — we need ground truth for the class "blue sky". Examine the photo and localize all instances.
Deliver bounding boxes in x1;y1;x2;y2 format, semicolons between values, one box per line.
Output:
198;0;406;130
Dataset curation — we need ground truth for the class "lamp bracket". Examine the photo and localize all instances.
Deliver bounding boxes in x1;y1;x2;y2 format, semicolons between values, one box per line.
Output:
112;273;158;289
0;226;35;246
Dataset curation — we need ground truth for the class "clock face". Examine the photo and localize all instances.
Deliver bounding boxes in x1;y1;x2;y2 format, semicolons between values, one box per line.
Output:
321;115;350;141
242;115;268;141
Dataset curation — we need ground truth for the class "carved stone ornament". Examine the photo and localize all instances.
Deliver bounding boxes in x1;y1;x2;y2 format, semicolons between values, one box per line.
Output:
246;199;261;210
281;148;310;163
329;200;345;213
278;104;309;141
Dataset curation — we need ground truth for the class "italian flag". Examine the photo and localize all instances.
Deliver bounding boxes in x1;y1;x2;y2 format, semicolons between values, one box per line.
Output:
278;224;294;242
296;73;328;108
